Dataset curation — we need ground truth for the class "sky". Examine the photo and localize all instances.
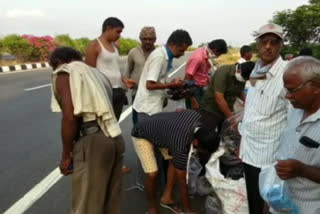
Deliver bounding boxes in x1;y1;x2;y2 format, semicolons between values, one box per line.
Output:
0;0;309;47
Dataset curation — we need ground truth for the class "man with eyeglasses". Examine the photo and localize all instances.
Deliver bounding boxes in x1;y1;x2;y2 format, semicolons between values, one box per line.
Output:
239;23;290;214
124;26;156;124
271;56;320;214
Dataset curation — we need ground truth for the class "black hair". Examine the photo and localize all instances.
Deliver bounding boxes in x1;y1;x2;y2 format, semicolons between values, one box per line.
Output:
194;127;220;153
208;39;228;54
166;29;193;46
240;45;252;57
49;47;82;69
299;47;313;56
239;61;255;80
102;17;124;33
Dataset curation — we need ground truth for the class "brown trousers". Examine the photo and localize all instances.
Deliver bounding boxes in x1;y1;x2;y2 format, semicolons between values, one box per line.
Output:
72;131;125;214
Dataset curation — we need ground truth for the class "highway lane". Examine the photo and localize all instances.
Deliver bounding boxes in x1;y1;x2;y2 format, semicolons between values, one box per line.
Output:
0;52;207;214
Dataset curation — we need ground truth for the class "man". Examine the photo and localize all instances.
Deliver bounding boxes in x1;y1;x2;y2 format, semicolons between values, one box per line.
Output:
239;23;289;214
184;39;228;109
50;47;124;214
237;45;253;64
273;57;320;214
124;26;156;124
133;29;192;120
132;110;220;214
200;61;255;131
85;17;135;120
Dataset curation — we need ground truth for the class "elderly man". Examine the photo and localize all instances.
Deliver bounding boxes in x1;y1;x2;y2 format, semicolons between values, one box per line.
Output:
239;23;289;214
271;57;320;214
184;39;228;109
124;26;156;124
50;47;124;214
274;56;320;214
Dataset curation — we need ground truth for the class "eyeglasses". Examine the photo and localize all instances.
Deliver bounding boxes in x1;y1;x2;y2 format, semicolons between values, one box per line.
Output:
284;81;311;94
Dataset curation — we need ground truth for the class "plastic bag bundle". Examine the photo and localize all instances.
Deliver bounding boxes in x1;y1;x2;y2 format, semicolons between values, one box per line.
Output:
196;176;214;196
219;111;243;152
206;148;248;214
188;154;203;195
205;191;223;214
259;166;300;214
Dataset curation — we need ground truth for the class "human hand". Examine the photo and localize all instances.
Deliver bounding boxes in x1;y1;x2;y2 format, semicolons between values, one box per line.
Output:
171;78;185;88
275;159;304;180
190;97;199;110
124;78;136;89
59;156;73;176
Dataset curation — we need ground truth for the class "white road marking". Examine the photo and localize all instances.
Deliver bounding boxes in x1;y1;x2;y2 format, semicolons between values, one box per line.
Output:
24;84;51;91
4;61;186;214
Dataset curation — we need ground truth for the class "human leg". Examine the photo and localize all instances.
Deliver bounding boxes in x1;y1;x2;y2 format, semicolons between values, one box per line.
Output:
243;162;265;214
71;132;118;214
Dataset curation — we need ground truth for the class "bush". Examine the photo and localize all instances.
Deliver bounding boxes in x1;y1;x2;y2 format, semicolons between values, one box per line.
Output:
2;34;33;61
118;38;140;55
22;35;57;61
74;38;90;55
54;34;76;48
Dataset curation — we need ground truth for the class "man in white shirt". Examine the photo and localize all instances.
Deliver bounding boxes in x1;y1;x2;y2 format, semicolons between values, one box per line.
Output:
133;29;193;120
239;23;289;214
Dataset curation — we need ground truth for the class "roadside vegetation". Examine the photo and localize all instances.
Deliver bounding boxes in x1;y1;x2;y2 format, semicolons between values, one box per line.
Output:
1;0;319;66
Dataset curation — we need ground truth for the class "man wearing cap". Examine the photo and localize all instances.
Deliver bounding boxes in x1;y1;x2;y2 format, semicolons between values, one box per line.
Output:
124;26;156;124
239;23;289;214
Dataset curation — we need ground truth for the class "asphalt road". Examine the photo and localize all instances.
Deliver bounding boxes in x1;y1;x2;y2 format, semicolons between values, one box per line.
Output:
0;53;206;214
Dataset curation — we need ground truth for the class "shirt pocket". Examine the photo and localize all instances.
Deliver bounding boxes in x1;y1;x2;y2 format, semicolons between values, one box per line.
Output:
296;136;320;165
252;88;278;116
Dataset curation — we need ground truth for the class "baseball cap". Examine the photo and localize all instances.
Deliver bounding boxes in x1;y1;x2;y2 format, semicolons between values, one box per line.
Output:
255;23;284;40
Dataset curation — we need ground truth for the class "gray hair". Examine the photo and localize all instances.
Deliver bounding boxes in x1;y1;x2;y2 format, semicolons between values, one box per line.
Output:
284;56;320;82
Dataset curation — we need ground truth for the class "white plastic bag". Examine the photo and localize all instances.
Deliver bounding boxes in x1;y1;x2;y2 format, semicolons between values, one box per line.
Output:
259;166;300;214
205;147;248;214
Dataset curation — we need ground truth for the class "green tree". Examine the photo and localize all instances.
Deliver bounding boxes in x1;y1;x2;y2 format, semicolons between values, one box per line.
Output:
54;34;76;48
74;38;90;55
272;0;320;58
2;34;33;61
117;38;140;55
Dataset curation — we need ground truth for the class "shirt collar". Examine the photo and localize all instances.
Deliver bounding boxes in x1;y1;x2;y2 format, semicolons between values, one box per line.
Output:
301;108;320;124
165;45;174;60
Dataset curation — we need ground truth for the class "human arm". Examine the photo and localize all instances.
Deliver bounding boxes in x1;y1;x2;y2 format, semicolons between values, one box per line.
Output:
122;52;137;89
85;41;99;68
146;79;184;90
276;159;320;183
175;168;197;213
214;92;233;119
56;73;79;175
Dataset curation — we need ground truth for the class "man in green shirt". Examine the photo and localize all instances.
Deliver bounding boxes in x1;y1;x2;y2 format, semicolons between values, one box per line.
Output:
200;61;255;130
